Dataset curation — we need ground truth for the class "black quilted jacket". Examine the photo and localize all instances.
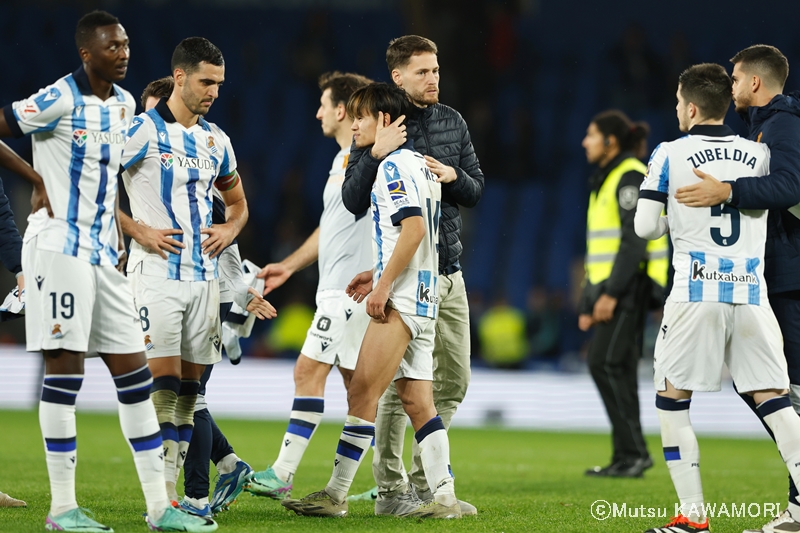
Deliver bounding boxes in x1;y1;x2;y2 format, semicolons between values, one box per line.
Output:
342;103;485;273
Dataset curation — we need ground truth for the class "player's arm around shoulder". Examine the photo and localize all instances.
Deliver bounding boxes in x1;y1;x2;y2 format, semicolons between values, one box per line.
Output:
729;117;800;209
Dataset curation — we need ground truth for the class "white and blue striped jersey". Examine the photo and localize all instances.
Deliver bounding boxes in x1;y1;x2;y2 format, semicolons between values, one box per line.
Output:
318;147;372;292
120;99;237;281
2;67;136;266
639;125;771;305
371;144;441;319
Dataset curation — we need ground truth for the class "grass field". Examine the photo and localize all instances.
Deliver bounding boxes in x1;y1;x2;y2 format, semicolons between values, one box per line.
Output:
0;409;791;533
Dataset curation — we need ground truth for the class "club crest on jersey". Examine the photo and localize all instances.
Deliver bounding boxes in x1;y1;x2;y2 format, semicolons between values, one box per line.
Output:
207;136;217;154
120;107;126;120
160;153;174;170
144;335;154;351
72;130;88;147
51;324;64;339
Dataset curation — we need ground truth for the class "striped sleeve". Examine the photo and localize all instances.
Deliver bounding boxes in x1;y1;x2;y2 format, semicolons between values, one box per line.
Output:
3;81;70;138
120;115;151;171
639;143;669;203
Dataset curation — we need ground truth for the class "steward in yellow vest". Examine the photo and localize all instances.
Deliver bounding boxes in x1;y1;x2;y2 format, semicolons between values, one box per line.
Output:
579;110;667;479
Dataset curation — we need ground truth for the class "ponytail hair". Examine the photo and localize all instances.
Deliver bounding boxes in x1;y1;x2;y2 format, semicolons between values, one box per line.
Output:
592;109;650;159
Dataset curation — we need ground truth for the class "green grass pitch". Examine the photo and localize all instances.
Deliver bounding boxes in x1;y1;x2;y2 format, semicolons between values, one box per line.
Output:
0;409;790;532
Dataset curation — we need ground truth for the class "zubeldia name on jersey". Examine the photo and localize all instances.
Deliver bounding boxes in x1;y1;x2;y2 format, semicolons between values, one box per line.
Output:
686;147;758;169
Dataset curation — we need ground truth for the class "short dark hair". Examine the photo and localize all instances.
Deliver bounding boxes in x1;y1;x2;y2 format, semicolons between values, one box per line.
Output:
386;35;438;72
592;110;650;158
171;37;224;75
678;63;732;120
318;71;373;107
731;44;789;91
141;76;174;109
346;83;414;122
75;10;119;50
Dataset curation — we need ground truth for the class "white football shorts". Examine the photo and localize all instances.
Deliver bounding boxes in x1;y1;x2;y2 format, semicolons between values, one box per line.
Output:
654;299;788;393
23;237;144;355
300;289;370;370
394;312;435;381
129;264;221;365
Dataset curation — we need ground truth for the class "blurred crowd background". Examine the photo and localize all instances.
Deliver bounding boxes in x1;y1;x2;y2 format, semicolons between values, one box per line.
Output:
0;0;796;370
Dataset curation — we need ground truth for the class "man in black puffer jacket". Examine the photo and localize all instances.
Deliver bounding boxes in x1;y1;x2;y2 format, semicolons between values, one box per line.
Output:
342;35;484;515
675;45;800;531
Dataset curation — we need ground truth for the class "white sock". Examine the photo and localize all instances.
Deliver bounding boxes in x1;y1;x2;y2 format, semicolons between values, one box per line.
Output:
415;416;456;506
759;396;800;497
40;374;83;517
273;397;324;483
114;366;170;519
151;376;180;501
216;453;241;475
656;396;704;522
183;495;209;508
326;415;374;503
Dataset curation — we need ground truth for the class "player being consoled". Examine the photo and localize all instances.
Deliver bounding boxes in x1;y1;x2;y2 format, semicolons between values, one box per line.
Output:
636;63;800;533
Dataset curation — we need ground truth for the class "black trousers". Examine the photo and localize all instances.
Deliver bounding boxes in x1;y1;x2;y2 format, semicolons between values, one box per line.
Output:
587;307;649;463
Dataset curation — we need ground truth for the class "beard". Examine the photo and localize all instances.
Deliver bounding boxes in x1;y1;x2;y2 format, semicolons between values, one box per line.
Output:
408;86;439;106
182;85;212;116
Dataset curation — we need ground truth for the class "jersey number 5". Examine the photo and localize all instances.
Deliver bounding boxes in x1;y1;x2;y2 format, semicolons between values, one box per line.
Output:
710;205;740;247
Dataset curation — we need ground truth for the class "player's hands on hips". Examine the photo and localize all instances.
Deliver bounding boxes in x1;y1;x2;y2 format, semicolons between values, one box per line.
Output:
424;155;457;184
32;181;53;218
257;263;293;296
245;287;277;320
135;222;185;259
592;294;617;323
578;313;594;332
201;223;236;259
366;282;390;321
370;112;406;160
346;270;373;303
675;168;731;207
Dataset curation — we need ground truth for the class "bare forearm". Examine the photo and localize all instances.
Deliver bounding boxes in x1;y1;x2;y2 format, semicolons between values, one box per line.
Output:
119;210;142;240
224;197;248;239
0;141;42;186
282;227;320;273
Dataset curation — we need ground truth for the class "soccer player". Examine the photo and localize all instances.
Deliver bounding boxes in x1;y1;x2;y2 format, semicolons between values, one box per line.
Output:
133;78;274;516
0;11;217;532
281;82;460;520
342;35;481;515
636;63;800;533
673;45;800;532
120;37;248;505
244;71;372;500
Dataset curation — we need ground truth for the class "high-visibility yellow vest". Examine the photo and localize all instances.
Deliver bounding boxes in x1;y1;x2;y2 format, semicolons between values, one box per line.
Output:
586;157;669;287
